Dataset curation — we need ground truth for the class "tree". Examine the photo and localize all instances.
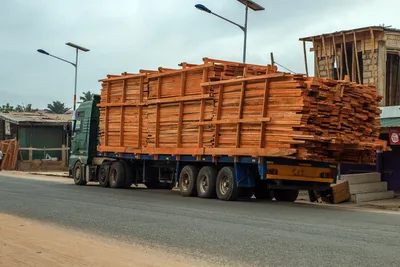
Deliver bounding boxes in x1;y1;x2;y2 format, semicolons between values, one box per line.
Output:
80;91;94;102
46;101;70;114
0;103;15;113
15;103;38;112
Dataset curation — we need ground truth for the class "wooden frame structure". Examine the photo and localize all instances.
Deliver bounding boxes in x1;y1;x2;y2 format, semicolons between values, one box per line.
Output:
300;25;400;106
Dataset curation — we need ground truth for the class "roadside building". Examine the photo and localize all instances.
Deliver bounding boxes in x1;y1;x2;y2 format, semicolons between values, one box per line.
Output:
0;111;72;171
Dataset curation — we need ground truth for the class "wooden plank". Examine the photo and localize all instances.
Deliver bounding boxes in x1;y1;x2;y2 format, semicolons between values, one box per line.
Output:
332;35;340;79
353;31;361;83
200;73;286;87
143;147;204;155
260;79;271;148
97;94;212;107
138;76;144;147
303;41;309;76
197;66;208;149
176;71;187;149
148;63;214;78
214;85;224;148
204;147;297;157
312;38;320;77
98;73;147;82
370;28;376;84
104;81;110;146
119;79;126;146
342;32;350;78
321;35;330;78
235;81;247;148
340;43;344;80
155;77;161;149
377;40;387;104
194;117;271;126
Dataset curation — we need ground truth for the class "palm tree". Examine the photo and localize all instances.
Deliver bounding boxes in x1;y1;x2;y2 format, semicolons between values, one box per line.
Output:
80;91;94;102
46;101;70;114
0;103;15;113
15;103;38;112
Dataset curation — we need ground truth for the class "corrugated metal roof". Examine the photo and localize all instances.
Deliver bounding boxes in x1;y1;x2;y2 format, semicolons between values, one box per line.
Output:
300;25;400;41
380;117;400;128
379;105;400;119
0;112;72;125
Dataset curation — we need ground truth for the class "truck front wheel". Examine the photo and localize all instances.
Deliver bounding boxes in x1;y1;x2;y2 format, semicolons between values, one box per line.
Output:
216;167;239;201
179;165;198;197
73;161;86;186
274;189;299;202
109;161;126;189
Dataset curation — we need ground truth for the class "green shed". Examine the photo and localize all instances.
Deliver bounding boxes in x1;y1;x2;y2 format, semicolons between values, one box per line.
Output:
0;111;72;162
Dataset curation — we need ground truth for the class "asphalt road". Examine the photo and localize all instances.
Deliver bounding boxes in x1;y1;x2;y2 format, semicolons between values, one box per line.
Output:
0;175;399;267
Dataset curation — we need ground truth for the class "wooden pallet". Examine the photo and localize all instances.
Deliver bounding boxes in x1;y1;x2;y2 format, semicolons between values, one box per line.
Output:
97;58;386;164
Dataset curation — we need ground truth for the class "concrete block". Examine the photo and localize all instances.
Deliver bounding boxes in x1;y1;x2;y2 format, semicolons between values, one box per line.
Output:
387;40;398;48
363;59;372;65
349;182;388;194
339;172;381;184
351;191;394;203
364;71;372;78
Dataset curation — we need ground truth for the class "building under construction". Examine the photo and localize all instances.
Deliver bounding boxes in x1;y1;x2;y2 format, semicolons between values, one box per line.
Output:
300;26;400;107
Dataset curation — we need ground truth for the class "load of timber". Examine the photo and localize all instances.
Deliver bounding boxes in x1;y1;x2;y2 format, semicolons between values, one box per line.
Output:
97;57;387;164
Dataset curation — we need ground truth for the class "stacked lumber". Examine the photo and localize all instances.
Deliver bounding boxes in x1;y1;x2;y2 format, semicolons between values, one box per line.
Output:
97;57;386;164
0;139;19;170
98;58;278;153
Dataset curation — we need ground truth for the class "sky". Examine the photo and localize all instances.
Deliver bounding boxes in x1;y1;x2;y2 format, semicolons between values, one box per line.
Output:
1;0;399;110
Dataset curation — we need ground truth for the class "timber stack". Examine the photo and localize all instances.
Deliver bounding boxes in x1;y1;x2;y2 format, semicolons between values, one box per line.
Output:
97;57;386;164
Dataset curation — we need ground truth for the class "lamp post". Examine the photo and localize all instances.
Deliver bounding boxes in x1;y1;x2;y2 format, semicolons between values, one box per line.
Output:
195;0;264;63
37;42;89;112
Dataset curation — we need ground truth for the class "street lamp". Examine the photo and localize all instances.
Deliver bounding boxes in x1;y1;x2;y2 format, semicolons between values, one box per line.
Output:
195;0;265;63
37;42;90;112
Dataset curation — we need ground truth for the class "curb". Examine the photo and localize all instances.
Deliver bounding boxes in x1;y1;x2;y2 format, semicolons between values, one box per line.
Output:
29;172;70;178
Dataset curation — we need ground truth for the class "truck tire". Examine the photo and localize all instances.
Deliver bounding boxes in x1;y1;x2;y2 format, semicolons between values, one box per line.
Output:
98;164;110;187
109;161;126;189
216;167;239;201
121;161;134;189
179;165;198;197
274;189;299;202
196;166;217;199
73;161;86;186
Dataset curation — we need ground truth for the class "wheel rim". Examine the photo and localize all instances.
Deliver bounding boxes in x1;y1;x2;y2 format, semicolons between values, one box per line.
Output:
181;173;190;192
219;175;229;196
74;165;81;181
99;168;106;183
199;175;208;194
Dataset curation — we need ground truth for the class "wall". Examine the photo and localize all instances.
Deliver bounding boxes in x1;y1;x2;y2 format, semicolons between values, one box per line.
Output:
386;33;400;50
18;125;65;160
314;31;381;85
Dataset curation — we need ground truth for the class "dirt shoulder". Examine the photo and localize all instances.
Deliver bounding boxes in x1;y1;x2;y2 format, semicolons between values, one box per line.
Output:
0;213;216;267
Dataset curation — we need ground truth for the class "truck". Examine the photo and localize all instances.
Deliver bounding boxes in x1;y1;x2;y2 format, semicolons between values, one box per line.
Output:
68;58;347;202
